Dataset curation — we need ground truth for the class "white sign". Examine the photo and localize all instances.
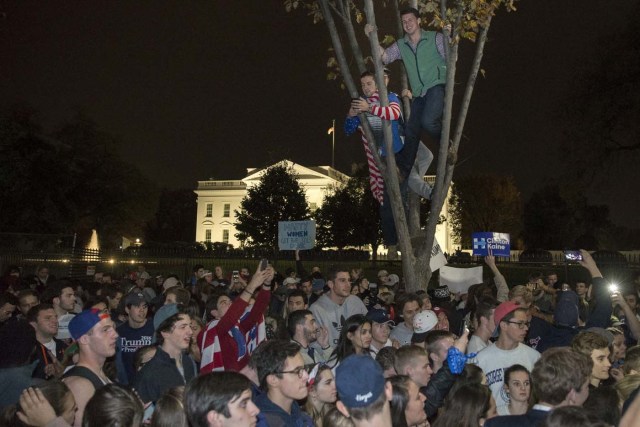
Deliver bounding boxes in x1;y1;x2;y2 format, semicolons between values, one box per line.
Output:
430;238;448;272
278;220;316;250
439;265;483;294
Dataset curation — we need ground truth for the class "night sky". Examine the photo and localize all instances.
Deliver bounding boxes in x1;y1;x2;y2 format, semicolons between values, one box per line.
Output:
1;1;638;229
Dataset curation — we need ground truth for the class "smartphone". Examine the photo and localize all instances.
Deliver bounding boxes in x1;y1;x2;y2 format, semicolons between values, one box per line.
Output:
259;258;269;271
232;270;239;282
610;284;619;294
563;250;583;262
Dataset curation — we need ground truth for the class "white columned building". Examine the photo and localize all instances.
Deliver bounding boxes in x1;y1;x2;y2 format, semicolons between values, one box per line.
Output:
194;160;456;254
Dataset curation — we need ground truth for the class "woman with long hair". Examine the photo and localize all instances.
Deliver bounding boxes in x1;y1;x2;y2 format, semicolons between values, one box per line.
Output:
497;364;531;416
304;364;337;427
328;314;372;369
433;383;496;427
389;375;427;427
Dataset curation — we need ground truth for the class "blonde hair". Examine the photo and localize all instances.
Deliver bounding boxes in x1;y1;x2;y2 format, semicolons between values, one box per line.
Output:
615;374;640;402
509;285;533;305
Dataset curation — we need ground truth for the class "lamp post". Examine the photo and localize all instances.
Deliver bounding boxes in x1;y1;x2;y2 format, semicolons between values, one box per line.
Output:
328;119;335;169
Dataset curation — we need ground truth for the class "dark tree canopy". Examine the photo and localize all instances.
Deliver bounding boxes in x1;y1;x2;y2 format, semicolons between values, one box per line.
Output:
145;188;197;243
314;170;381;251
234;163;310;248
522;185;610;250
0;107;157;248
448;173;522;248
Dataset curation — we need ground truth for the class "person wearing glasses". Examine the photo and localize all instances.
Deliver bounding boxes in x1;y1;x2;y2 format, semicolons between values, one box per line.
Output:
251;339;314;426
474;300;541;410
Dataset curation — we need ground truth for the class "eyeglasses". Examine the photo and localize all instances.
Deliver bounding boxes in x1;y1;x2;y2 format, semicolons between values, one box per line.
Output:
506;320;530;329
276;366;307;379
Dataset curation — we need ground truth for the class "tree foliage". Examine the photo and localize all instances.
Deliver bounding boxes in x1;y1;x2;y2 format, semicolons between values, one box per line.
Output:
559;3;640;183
522;185;611;250
145;188;197;243
234;163;311;248
448;173;522;248
314;171;382;251
0;107;157;248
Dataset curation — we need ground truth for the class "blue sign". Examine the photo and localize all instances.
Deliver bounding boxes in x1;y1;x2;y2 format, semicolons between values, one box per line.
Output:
472;232;510;257
278;220;316;250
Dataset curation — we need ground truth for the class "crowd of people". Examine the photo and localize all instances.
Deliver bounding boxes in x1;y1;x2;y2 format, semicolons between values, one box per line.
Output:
1;249;640;427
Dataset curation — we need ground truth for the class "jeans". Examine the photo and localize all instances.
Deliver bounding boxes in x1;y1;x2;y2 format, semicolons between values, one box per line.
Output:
396;84;445;179
379;176;409;246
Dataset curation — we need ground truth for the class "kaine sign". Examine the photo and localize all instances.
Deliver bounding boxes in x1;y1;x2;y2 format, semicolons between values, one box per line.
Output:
472;232;510;257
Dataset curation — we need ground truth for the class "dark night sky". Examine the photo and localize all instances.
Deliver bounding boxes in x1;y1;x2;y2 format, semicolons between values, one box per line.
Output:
1;1;638;229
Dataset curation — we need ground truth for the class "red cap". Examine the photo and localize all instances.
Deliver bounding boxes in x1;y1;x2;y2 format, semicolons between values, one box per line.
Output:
493;301;521;329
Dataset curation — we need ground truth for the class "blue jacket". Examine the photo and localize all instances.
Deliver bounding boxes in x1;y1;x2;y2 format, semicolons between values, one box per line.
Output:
254;392;314;427
133;346;197;403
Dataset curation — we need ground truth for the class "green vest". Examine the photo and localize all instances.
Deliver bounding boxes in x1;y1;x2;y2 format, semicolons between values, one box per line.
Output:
398;30;446;96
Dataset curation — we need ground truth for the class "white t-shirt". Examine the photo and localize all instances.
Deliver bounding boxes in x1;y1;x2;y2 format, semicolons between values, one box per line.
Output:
467;334;488;355
474;342;540;408
56;312;75;340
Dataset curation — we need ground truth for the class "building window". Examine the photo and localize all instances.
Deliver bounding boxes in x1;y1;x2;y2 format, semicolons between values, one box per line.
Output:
310;202;318;212
223;203;230;218
205;229;212;242
206;203;213;217
222;229;229;244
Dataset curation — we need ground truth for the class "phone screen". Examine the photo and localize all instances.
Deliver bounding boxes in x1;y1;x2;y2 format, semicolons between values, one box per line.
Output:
564;250;582;262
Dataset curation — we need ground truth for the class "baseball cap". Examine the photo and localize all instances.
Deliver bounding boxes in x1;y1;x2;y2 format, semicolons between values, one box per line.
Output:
124;292;147;306
312;278;326;292
377;269;389;278
492;301;521;337
336;355;385;408
153;303;180;331
69;308;111;340
366;308;395;326
162;277;182;291
387;274;400;287
411;310;437;343
283;277;299;287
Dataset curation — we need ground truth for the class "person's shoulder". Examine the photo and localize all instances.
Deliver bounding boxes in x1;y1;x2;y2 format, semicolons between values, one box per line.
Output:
519;343;541;358
63;375;95;394
486;412;541;427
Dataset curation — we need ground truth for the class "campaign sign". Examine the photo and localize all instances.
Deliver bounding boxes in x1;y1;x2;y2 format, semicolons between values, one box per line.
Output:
278;220;316;250
472;232;510;257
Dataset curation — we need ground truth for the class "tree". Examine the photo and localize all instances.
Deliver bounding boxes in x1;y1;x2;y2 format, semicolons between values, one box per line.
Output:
314;171;382;254
522;184;611;249
145;188;197;243
0;107;157;248
558;2;640;184
234;162;311;249
286;0;517;290
448;174;522;248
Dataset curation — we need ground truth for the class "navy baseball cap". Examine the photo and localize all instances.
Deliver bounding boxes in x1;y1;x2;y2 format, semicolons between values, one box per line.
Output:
336;355;385;408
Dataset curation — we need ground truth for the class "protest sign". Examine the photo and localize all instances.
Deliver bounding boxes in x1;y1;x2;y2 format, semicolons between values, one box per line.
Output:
430;238;448;272
472;232;510;257
278;220;316;250
440;265;483;294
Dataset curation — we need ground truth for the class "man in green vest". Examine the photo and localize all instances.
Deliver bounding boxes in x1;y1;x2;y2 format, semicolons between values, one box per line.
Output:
375;7;447;186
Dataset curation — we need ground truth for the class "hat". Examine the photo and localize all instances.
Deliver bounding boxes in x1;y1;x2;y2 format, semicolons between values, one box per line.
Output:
336;355;385;408
162;277;181;291
387;274;400;287
554;290;579;328
431;285;451;302
366;308;395;326
377;269;389;278
283;277;299;287
153;303;180;331
312;278;326;292
69;308;110;340
411;310;437;343
124;292;147;306
493;301;521;329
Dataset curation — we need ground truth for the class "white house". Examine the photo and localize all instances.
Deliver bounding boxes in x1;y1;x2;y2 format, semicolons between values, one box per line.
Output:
194;160;456;254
